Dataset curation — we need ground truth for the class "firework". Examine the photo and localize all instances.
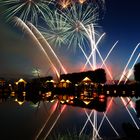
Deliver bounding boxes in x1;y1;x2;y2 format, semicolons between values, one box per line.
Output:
39;10;69;48
0;0;54;24
118;43;140;84
58;0;71;9
38;0;103;53
58;1;100;51
13;17;60;77
27;21;67;74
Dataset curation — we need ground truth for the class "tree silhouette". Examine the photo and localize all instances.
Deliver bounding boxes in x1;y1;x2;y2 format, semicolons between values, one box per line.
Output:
60;69;106;84
134;63;140;82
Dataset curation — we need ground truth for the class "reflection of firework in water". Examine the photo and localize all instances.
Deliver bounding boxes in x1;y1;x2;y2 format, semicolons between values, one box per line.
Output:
0;0;54;24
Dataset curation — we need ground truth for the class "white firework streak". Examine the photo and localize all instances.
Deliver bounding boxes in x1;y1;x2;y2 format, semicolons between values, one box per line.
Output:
13;17;60;77
124;53;140;84
118;43;140;84
27;22;67;75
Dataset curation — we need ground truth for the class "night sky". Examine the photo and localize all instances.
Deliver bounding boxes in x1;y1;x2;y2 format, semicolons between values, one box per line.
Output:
0;0;140;79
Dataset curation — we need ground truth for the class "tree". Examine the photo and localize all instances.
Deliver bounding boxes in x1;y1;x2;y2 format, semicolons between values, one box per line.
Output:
134;63;140;82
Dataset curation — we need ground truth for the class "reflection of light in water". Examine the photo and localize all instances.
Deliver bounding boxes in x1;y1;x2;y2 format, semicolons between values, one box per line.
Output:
43;105;66;139
30;103;39;108
35;101;59;140
121;97;139;129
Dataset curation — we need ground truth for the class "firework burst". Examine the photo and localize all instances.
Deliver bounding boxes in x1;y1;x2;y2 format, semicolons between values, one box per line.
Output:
38;0;102;52
39;10;69;48
59;1;100;51
0;0;54;24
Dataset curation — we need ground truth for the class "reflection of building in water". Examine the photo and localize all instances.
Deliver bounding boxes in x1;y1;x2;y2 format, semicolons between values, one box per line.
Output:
80;77;94;97
58;79;72;88
0;78;5;86
0;78;11;102
16;78;27;92
0;68;140;112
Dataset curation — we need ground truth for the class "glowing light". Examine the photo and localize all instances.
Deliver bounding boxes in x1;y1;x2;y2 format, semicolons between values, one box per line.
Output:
60;100;65;104
79;0;86;4
50;80;55;83
59;0;71;9
82;77;92;82
79;44;94;70
60;79;65;82
17;101;24;105
99;95;105;99
83;100;91;105
80;24;114;80
11;92;15;97
15;99;24;105
16;78;27;84
65;79;71;83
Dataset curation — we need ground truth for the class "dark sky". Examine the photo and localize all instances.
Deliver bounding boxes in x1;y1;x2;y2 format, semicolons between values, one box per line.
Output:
0;0;140;79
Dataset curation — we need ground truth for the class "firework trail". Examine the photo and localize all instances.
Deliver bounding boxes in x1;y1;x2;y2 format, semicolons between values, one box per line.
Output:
100;41;119;68
81;23;114;80
27;22;67;74
81;32;106;71
124;53;140;84
118;43;140;84
79;43;94;70
13;16;60;77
